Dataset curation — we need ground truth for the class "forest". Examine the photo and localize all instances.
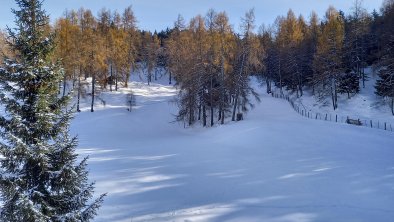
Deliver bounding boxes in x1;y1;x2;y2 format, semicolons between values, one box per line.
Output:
1;0;394;126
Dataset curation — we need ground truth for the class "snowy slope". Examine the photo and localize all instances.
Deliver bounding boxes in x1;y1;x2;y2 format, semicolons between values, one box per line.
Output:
289;67;394;127
71;74;394;222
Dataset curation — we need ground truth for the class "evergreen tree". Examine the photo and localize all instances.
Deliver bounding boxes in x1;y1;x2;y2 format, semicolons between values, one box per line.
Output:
0;0;105;221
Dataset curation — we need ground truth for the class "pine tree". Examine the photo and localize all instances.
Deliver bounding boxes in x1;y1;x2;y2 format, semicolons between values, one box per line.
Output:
0;0;105;221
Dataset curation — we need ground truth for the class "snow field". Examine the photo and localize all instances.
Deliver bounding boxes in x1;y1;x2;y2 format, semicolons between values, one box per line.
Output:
71;74;394;222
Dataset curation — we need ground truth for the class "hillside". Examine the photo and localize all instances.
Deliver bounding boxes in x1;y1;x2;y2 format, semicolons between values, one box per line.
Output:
71;74;394;222
286;67;394;127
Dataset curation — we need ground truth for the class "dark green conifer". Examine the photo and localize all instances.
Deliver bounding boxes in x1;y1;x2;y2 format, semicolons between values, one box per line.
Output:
0;0;105;221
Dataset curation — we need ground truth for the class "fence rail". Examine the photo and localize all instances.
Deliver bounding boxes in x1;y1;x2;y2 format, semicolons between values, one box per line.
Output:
271;92;393;133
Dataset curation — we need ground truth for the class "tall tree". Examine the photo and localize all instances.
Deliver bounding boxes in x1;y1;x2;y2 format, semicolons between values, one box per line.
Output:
0;0;105;221
122;6;138;88
313;6;345;110
231;9;261;121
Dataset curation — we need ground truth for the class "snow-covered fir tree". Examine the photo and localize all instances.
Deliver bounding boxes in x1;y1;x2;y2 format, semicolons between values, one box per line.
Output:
0;0;105;221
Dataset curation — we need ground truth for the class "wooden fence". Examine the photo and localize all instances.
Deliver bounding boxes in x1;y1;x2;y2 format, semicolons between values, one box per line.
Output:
271;92;393;132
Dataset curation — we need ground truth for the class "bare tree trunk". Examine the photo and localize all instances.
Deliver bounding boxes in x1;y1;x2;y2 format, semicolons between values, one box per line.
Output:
232;94;238;121
62;72;67;96
198;103;201;120
77;65;82;112
210;75;214;127
279;57;283;94
125;65;132;88
115;68;118;91
391;97;394;116
331;77;337;110
219;55;225;123
266;76;271;94
72;68;76;89
91;74;95;112
155;68;158;81
188;93;193;126
221;110;225;124
203;105;207;127
110;63;113;92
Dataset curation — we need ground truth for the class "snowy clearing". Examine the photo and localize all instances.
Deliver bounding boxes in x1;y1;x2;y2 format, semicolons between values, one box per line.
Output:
71;75;394;222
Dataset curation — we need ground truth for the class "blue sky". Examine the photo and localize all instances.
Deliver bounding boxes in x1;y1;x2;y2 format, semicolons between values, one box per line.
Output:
0;0;383;32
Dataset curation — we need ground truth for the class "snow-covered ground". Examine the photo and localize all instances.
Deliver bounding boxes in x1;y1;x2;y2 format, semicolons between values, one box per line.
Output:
287;67;394;127
71;72;394;222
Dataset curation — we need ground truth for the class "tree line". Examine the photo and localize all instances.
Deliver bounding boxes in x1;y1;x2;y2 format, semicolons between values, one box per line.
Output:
1;0;394;121
260;0;394;113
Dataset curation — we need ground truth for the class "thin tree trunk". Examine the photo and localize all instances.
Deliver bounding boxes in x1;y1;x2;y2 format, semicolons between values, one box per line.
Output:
266;77;271;94
91;74;95;112
188;92;193;126
279;55;283;94
125;65;132;88
169;69;172;84
221;110;225;124
198;103;201;120
77;66;81;112
331;77;336;110
62;73;67;96
72;68;76;89
219;55;225;123
232;95;238;121
155;68;157;81
115;68;118;91
391;97;394;116
203;105;207;127
210;75;214;127
110;63;113;91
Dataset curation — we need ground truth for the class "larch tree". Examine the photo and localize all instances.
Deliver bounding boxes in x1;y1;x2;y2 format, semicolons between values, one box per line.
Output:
313;6;345;110
122;6;138;88
231;9;261;121
215;11;235;124
0;0;105;221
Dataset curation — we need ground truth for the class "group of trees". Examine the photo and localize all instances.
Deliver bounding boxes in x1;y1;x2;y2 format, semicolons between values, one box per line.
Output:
260;0;394;113
53;7;164;112
166;10;261;126
54;7;139;112
260;4;363;110
48;0;394;121
374;0;394;114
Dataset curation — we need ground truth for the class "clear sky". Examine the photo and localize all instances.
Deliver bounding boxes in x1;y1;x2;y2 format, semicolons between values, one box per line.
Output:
0;0;384;32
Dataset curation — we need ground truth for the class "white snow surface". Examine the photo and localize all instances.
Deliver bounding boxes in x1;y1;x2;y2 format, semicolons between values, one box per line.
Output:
70;73;394;222
288;67;394;126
